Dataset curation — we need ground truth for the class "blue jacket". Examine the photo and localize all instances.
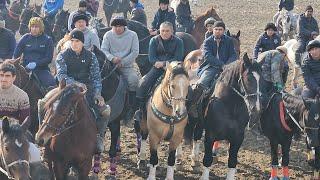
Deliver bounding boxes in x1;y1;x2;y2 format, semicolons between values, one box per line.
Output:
199;34;237;75
43;0;64;17
151;8;176;32
302;54;320;93
13;33;54;70
253;32;281;59
0;28;16;59
279;0;294;11
0;0;9;6
297;14;319;40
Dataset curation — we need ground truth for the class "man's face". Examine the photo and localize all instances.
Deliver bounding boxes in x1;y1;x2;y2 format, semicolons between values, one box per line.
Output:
159;3;168;10
30;25;41;36
70;39;83;53
79;7;86;12
0;71;15;89
206;24;214;32
74;19;87;31
112;25;125;35
160;26;173;40
305;10;313;18
266;29;275;37
310;47;320;60
213;26;225;38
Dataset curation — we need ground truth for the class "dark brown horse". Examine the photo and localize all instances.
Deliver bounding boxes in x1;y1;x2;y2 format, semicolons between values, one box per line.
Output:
2;0;26;35
103;0;131;27
35;81;97;180
190;7;222;48
0;117;31;180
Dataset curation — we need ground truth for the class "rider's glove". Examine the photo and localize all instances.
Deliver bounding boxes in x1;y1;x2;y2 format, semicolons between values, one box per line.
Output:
26;62;37;70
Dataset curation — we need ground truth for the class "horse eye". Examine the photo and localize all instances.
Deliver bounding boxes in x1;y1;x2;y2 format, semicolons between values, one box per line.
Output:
171;85;175;89
4;146;9;152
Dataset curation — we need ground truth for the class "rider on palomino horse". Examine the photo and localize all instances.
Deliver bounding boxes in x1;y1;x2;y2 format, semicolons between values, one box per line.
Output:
253;23;281;60
129;0;147;26
13;17;56;88
0;20;15;61
189;21;237;116
149;0;176;35
54;29;110;153
101;16;140;123
68;0;92;32
137;21;184;114
176;0;194;33
300;40;320;99
294;5;319;67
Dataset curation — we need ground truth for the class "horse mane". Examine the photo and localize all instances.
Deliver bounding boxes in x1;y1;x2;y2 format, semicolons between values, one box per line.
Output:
282;93;306;113
0;117;24;137
217;60;242;86
170;63;189;79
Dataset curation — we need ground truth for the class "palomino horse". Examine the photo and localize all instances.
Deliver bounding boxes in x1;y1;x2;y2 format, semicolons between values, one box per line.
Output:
35;81;97;180
274;11;298;41
52;9;70;43
0;117;31;180
200;54;264;179
261;92;320;179
103;0;131;27
2;0;26;35
190;7;222;48
18;4;42;36
139;62;189;180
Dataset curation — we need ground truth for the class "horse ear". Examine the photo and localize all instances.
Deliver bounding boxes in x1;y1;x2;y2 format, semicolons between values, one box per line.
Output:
20;116;31;133
59;79;66;89
303;98;312;109
226;30;230;37
236;30;240;38
242;53;251;66
2;117;10;134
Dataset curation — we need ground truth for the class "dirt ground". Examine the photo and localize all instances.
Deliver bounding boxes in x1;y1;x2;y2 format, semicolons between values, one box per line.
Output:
29;0;320;179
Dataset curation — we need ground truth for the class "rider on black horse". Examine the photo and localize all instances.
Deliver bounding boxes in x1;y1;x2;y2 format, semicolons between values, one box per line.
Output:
189;21;237;117
175;0;194;33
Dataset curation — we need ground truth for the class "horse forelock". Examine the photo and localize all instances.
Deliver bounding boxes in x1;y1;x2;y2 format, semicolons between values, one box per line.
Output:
44;85;80;111
282;93;305;113
218;60;241;86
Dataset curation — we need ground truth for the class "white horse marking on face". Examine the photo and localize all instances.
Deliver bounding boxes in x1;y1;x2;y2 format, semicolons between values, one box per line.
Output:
52;100;60;111
252;72;261;112
15;139;22;148
315;114;319;121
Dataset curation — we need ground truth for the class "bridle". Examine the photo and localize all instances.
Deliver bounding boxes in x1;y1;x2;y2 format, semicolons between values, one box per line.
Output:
41;100;80;138
0;134;29;179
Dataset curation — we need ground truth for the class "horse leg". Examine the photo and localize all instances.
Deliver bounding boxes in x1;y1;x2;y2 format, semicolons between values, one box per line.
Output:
138;114;148;166
134;119;142;154
104;10;112;27
77;158;92;180
52;160;67;180
147;132;161;180
108;119;120;175
167;142;180;180
281;141;291;180
226;136;244;180
175;143;183;170
200;129;213;180
313;146;320;179
269;141;279;179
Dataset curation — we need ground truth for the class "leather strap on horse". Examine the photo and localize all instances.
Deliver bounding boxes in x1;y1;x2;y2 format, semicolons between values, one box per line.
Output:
279;101;292;132
8;9;19;20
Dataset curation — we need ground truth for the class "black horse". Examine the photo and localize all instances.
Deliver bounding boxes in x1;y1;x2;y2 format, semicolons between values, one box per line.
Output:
200;54;264;179
52;9;69;42
103;0;131;27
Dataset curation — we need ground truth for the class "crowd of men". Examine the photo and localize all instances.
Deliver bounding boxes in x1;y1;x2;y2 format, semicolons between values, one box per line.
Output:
0;0;319;168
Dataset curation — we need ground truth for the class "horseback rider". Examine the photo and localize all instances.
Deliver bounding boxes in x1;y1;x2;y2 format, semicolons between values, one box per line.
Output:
0;0;10;20
101;16;140;123
274;0;294;24
129;0;147;26
137;21;184;113
86;0;99;17
204;17;216;39
149;0;176;35
295;5;319;67
42;0;64;22
189;21;237;115
256;46;289;92
301;40;320;99
0;20;15;61
54;29;110;153
0;62;30;124
68;0;92;32
13;17;56;88
68;12;100;50
253;23;281;60
176;0;194;33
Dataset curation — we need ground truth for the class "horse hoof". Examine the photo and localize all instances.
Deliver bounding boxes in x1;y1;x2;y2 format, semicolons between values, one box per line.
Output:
108;168;117;176
268;177;279;180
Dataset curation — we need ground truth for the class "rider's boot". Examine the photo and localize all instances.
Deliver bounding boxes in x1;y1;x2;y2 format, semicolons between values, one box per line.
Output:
188;84;205;117
96;104;111;154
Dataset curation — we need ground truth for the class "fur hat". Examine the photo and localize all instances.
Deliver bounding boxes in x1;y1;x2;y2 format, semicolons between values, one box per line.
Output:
159;0;169;5
276;46;288;55
28;17;44;34
70;29;85;44
130;0;138;3
72;13;89;29
204;17;216;27
213;21;225;29
0;20;5;28
307;40;320;51
110;16;127;26
264;22;277;31
79;0;87;8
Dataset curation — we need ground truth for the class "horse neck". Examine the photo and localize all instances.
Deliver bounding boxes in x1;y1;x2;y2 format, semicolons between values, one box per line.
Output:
283;94;305;118
153;78;172;113
75;98;96;129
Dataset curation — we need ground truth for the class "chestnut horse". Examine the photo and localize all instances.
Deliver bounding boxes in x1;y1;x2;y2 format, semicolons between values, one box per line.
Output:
139;62;189;179
35;81;97;180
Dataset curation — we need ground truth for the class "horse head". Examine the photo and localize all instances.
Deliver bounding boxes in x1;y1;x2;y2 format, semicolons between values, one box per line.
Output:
35;80;87;146
163;61;189;117
0;116;31;180
53;9;70;40
226;30;241;57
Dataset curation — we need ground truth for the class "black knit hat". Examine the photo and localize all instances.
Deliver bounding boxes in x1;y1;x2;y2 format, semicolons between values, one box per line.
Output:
159;0;169;5
110;16;127;26
70;29;85;44
264;22;277;31
307;40;320;51
130;0;138;3
72;12;89;29
213;21;225;29
306;5;313;12
79;0;87;8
